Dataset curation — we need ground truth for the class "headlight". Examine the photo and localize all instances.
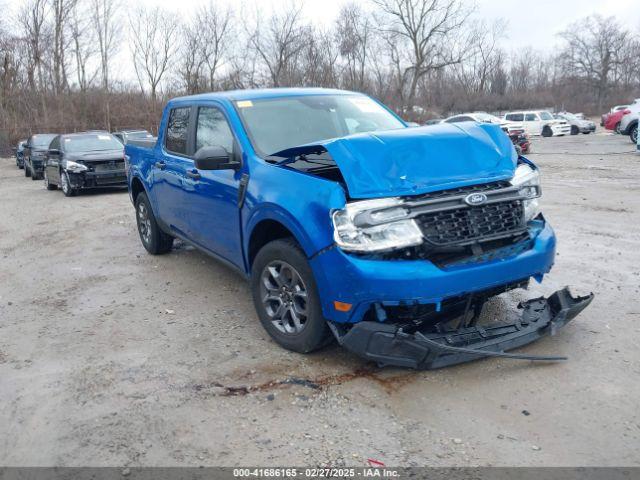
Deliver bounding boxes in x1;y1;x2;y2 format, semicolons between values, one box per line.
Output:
65;160;88;173
511;163;541;222
332;198;423;252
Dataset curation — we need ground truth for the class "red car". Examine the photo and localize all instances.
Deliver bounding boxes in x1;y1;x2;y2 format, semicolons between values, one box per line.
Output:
604;108;631;133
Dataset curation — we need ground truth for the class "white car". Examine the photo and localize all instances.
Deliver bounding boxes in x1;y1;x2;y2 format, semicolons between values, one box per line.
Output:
503;110;571;137
443;112;524;133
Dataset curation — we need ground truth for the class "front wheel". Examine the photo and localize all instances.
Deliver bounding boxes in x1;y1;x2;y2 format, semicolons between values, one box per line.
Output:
251;238;332;353
135;192;173;254
60;171;76;196
541;126;553;137
630;124;638;144
25;165;31;177
615;123;621;134
570;125;579;135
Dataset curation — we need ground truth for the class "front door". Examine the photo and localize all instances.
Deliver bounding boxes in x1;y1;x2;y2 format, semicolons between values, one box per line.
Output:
184;105;244;268
524;113;541;135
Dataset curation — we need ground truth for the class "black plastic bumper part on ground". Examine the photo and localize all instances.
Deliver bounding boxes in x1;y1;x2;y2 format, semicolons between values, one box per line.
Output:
336;287;594;369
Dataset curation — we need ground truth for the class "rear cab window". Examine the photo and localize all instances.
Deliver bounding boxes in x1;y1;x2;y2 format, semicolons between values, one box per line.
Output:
165;107;191;155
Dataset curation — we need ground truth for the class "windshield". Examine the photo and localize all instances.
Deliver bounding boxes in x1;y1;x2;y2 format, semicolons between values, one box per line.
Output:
539;111;554;120
235;94;405;156
63;134;124;153
31;134;56;148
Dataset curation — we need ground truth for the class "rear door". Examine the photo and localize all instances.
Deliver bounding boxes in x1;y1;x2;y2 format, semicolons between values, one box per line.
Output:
46;135;62;184
152;106;194;237
184;104;244;268
524;113;541;135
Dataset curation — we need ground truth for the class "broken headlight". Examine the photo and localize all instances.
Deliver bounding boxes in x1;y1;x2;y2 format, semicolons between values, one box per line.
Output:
65;160;88;173
332;198;423;252
511;163;541;222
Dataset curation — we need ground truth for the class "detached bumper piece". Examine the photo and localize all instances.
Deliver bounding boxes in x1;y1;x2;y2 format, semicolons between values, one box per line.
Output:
335;287;594;369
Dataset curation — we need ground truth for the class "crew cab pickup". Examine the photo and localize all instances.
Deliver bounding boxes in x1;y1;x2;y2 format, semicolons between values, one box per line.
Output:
125;88;592;369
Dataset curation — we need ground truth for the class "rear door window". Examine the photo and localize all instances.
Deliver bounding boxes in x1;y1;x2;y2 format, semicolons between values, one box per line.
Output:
525;113;538;122
165;107;191;154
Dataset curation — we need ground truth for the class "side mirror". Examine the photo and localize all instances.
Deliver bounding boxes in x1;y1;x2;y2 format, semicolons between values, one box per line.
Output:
194;145;239;170
48;149;61;156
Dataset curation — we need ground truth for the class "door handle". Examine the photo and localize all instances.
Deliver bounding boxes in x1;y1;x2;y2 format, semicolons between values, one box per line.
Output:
186;170;201;180
155;161;166;170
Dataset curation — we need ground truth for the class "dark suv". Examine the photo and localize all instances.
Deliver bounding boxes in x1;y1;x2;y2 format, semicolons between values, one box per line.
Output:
24;134;57;180
43;132;126;196
113;129;155;145
14;140;27;169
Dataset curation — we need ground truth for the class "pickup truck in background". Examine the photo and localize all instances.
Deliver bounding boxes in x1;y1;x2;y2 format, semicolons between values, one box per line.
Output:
125;88;593;369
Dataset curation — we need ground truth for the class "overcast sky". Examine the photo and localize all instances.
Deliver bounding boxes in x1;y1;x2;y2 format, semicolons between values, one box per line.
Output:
126;0;640;51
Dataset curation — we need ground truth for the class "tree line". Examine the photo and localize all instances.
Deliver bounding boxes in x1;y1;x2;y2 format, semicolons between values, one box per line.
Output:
1;0;639;150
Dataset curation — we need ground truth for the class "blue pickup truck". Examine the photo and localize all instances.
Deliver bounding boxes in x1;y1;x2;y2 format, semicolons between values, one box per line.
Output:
125;88;593;369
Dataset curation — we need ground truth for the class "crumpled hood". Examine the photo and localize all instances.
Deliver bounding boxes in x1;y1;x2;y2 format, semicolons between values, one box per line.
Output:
321;122;517;199
66;149;124;162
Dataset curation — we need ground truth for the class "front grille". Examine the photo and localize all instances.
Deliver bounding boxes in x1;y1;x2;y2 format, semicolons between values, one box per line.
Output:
413;181;526;247
94;160;125;172
418;200;525;246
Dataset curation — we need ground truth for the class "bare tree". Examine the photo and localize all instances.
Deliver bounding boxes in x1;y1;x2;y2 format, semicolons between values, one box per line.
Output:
130;6;179;101
248;4;309;87
91;0;120;129
372;0;473;109
559;15;629;110
69;2;97;92
18;0;49;91
50;0;77;93
336;3;374;90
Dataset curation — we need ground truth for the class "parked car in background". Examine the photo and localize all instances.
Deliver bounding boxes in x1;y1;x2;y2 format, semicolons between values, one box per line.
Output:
43;132;126;196
124;88;592;369
604;107;631;133
601;105;629;126
424;118;443;125
503;111;571;137
443;112;529;154
113;129;155;145
14;140;27;169
619;108;639;144
23;134;57;180
555;112;596;135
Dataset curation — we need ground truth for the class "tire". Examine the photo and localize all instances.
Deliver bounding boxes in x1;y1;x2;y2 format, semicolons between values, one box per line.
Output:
615;123;621;134
60;170;76;197
31;169;40;180
541;125;553;137
25;164;31;177
630;124;638;144
251;238;332;353
570;125;579;135
44;170;57;190
135;192;173;255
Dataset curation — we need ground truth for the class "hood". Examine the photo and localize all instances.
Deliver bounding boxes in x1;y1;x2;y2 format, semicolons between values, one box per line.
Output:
66;149;124;162
313;123;517;199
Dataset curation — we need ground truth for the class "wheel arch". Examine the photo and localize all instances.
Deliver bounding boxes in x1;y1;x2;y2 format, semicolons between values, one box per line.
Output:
245;207;329;273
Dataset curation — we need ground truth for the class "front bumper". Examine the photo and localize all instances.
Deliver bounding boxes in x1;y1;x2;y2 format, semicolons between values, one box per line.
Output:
580;124;596;133
311;221;556;324
551;125;571;136
333;287;594;369
67;170;127;189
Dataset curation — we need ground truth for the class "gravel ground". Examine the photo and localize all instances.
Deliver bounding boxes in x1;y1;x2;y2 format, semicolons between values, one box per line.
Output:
1;133;639;467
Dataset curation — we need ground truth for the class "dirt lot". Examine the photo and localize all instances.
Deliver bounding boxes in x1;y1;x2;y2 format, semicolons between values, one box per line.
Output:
1;134;639;467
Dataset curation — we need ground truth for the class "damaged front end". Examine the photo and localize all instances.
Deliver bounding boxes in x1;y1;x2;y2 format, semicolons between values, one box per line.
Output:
330;287;593;369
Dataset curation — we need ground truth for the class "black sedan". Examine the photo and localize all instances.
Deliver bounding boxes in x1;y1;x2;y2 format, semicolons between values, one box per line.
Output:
24;134;57;180
14;140;27;169
43;132;126;197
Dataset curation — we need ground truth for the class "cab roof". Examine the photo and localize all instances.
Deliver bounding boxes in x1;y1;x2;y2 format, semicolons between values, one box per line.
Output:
170;87;359;104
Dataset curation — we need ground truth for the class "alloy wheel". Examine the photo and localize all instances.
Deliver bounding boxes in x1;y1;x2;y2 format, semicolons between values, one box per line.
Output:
137;201;152;245
61;171;69;194
260;261;309;334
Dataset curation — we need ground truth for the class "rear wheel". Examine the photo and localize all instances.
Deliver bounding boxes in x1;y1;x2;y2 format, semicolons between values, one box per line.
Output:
135;192;173;254
251;238;332;353
570;125;579;135
541;125;553;137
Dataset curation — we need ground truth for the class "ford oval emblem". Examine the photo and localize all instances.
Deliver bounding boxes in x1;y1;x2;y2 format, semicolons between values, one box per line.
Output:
464;192;488;206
